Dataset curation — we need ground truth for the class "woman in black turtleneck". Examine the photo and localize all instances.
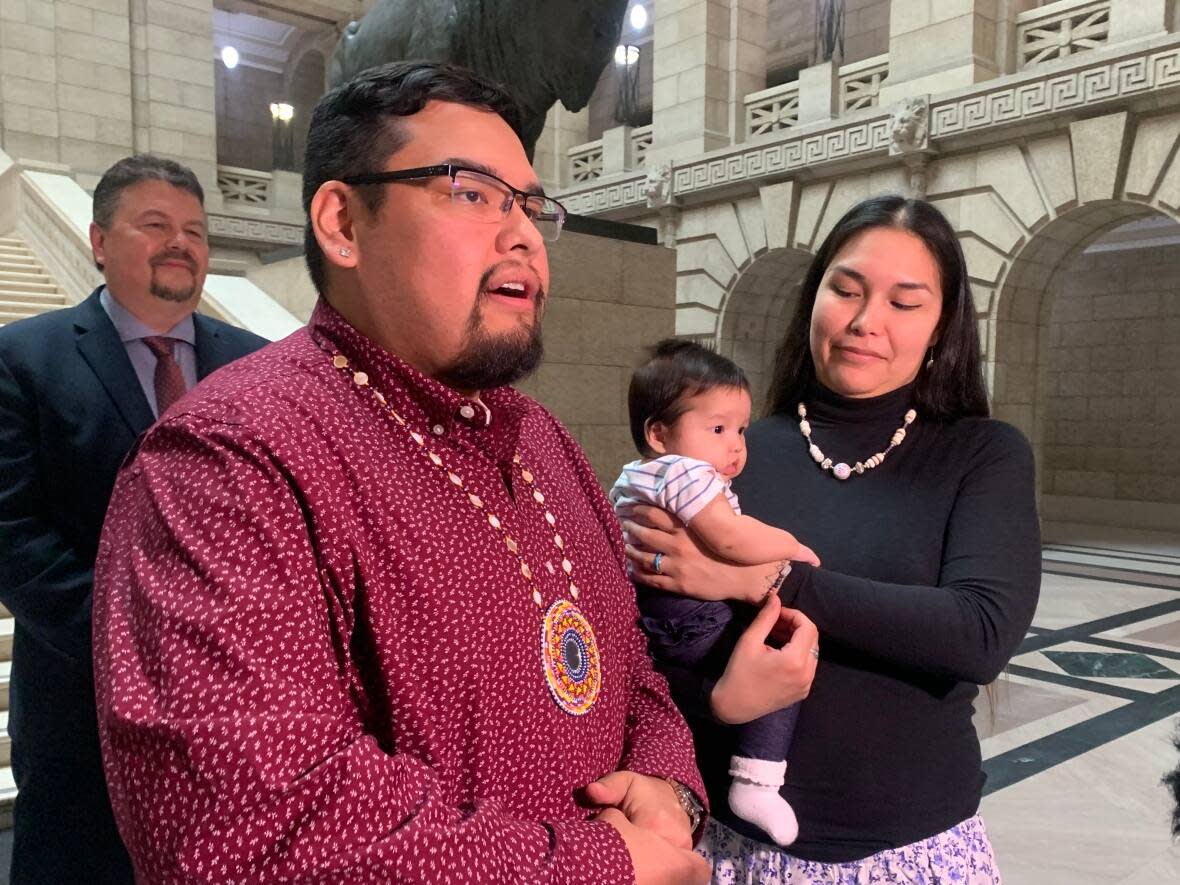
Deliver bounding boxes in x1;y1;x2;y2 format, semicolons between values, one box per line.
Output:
625;196;1041;882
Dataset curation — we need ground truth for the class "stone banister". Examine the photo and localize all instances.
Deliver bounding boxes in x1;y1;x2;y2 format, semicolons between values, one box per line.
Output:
557;32;1180;219
1017;0;1112;70
569;139;605;184
745;80;801;139
217;165;274;208
839;53;890;112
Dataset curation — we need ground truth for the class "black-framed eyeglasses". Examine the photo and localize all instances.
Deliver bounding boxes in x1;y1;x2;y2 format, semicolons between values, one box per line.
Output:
340;164;567;242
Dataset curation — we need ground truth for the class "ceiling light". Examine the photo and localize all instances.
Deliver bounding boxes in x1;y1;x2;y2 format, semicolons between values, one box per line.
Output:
614;44;640;66
269;102;294;123
629;5;648;31
220;45;239;69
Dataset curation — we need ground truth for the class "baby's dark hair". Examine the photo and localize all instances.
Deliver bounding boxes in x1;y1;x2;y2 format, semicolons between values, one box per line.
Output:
628;338;750;456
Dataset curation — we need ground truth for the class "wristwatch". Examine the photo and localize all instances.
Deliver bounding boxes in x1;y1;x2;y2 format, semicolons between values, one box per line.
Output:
665;778;705;837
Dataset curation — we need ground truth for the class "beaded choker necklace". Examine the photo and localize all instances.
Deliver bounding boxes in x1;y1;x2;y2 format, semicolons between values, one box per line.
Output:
328;350;602;716
797;402;916;480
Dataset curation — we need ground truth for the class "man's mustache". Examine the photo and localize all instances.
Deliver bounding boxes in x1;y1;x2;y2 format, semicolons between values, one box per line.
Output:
150;251;197;273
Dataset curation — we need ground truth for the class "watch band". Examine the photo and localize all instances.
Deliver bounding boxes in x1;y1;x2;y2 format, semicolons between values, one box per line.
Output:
665;778;704;834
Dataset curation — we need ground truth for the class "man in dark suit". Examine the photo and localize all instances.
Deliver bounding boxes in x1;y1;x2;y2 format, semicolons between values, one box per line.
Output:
0;155;268;883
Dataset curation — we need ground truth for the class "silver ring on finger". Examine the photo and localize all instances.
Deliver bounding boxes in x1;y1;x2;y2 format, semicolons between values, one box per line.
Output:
653;552;664;575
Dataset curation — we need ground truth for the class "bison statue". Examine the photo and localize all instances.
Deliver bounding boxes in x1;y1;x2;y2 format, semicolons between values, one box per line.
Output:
329;0;631;158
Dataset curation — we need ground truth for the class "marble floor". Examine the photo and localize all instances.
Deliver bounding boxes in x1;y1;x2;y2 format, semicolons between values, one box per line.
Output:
979;525;1180;884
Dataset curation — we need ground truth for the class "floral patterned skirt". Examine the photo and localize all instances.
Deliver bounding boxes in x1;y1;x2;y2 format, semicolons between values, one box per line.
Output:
697;814;1002;884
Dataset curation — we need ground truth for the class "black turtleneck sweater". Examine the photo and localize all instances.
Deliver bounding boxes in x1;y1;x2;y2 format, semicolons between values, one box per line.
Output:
667;382;1041;862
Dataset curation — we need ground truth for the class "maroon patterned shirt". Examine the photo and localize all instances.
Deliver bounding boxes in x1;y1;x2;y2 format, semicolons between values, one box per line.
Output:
93;300;704;883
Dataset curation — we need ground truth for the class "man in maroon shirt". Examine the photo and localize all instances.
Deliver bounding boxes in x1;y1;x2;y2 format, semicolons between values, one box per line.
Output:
91;61;710;883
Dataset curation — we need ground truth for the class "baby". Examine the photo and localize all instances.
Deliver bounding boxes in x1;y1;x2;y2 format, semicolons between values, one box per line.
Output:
610;338;816;846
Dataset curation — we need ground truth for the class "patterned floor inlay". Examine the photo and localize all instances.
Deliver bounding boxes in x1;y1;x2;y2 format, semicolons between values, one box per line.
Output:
1043;650;1178;679
983;541;1180;813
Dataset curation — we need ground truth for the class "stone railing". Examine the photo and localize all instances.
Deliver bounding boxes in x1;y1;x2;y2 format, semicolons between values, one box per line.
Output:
217;165;273;207
557;32;1180;217
13;166;104;303
840;54;889;112
209;165;303;241
631;124;654;169
745;80;801;138
1017;0;1111;69
569;140;605;183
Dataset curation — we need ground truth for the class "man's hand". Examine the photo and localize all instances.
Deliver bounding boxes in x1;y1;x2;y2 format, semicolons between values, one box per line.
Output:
596;807;711;885
584;771;692;848
711;594;819;725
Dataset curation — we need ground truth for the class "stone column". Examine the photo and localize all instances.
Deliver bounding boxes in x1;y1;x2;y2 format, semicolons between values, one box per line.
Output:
0;0;62;165
533;103;589;195
796;61;839;126
0;0;136;175
600;125;635;176
878;0;1004;104
650;0;768;165
1107;0;1171;45
129;0;221;206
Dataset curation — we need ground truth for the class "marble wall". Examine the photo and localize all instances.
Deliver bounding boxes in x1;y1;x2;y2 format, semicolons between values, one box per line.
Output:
517;230;677;487
1043;244;1180;504
215;62;283;171
765;0;891;77
0;0;219;195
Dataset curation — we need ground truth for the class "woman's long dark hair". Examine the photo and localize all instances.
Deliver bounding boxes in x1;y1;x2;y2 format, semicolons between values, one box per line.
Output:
765;195;990;421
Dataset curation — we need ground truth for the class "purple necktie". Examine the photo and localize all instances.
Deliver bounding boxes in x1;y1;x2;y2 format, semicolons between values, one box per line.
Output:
142;336;187;415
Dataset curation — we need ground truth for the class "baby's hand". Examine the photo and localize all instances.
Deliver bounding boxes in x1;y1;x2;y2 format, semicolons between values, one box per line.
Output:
794;544;821;567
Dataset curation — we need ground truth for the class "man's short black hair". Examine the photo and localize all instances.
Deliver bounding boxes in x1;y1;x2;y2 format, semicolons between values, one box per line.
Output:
627;338;750;457
301;61;526;296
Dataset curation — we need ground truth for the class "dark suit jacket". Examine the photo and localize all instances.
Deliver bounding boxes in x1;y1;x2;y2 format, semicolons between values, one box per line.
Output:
0;287;268;758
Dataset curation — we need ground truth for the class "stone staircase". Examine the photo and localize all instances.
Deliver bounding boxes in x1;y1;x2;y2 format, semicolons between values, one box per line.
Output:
0;234;68;327
0;233;68;826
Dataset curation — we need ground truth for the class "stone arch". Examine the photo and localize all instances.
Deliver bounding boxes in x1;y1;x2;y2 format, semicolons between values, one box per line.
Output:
992;201;1180;528
670;171;901;341
918;108;1180;525
671;166;910;409
991;203;1167;445
716;248;813;411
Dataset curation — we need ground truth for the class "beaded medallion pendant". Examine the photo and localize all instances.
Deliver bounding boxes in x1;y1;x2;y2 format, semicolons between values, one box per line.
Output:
541;600;602;715
328;351;602;715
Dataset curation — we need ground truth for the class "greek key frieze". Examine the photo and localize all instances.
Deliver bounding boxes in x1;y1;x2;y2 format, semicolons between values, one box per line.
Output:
559;40;1180;217
207;214;303;246
931;47;1180;137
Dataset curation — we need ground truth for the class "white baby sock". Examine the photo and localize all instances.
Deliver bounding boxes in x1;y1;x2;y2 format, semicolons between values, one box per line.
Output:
728;756;798;846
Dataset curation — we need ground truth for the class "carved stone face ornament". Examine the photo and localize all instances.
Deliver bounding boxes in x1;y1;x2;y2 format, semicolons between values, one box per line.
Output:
889;96;931;157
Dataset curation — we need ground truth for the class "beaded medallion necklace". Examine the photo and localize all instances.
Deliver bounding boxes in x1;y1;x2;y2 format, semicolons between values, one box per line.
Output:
797;402;917;480
328;350;601;716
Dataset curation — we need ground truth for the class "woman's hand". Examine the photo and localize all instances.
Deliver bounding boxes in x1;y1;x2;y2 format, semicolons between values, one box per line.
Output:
710;595;819;725
623;505;775;605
